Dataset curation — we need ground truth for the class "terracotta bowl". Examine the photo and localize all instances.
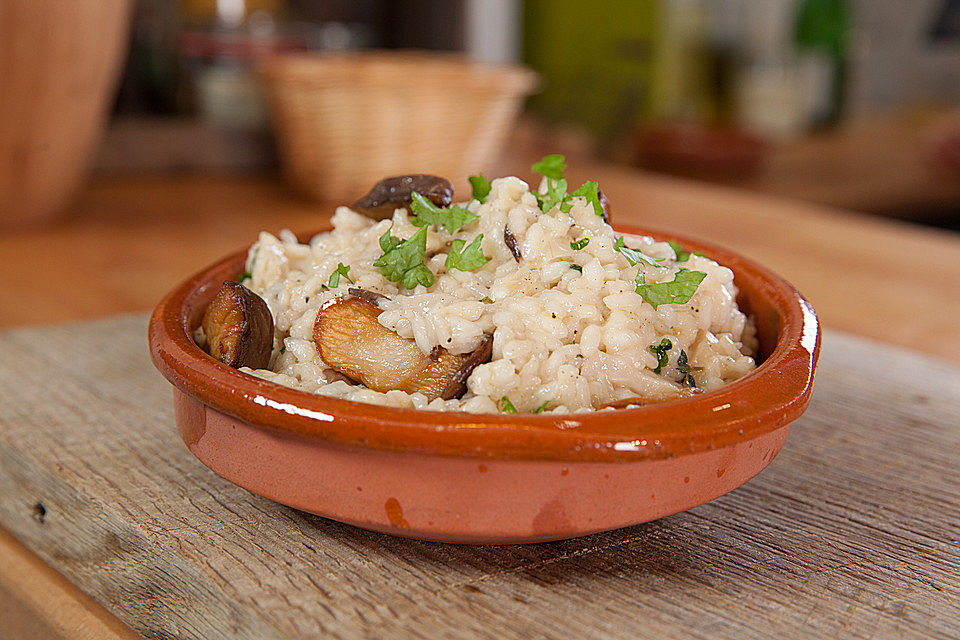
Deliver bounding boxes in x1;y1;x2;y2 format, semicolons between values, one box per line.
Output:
149;225;820;544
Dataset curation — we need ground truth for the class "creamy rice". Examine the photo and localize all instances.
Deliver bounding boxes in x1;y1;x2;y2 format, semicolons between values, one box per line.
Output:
238;176;757;414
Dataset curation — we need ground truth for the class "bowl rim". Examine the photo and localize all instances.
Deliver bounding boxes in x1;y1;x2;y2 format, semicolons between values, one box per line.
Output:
149;223;820;463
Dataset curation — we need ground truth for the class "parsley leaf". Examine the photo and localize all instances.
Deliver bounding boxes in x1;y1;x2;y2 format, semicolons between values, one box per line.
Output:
615;237;666;268
668;240;708;262
409;192;478;234
635;268;707;309
327;262;353;288
668;240;690;262
533;400;550;414
531;154;569;211
677;349;696;387
561;181;604;217
531;154;567;180
570;238;589;250
648;338;672;374
401;264;435;289
236;271;252;283
446;234;488;272
499;396;518;414
373;226;435;289
535;177;568;212
468;174;492;202
379;225;401;253
570;264;582;272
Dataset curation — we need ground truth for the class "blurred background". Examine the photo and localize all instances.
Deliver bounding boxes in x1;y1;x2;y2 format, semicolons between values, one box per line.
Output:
68;0;959;229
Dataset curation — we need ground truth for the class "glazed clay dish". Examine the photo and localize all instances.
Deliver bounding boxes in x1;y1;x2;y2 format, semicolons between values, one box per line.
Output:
149;222;819;544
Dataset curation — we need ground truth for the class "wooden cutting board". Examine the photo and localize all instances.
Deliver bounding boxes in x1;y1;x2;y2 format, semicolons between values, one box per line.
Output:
0;315;957;640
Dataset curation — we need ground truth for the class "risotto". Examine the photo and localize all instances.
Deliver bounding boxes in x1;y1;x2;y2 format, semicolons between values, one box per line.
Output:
216;159;756;414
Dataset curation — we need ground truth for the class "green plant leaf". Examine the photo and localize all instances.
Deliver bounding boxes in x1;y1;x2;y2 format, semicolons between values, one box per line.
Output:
615;237;666;268
648;338;672;374
409;192;478;234
373;226;434;289
327;262;353;288
531;154;567;180
561;181;603;217
635;268;707;309
468;174;492;202
446;234;488;272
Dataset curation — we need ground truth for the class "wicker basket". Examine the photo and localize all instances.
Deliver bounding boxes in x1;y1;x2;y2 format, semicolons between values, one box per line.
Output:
261;51;539;203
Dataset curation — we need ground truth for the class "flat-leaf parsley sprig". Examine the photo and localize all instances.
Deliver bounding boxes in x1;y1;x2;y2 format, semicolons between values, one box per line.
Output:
446;234;489;272
614;237;665;268
409;192;478;234
468;174;492;203
635;268;707;309
373;225;434;290
530;154;604;217
327;262;353;288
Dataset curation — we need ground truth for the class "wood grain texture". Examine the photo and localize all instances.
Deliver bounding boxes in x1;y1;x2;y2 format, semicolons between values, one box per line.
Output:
0;315;958;639
0;527;140;640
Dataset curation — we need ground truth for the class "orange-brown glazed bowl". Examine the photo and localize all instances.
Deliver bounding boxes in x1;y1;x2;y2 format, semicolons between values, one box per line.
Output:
149;225;820;544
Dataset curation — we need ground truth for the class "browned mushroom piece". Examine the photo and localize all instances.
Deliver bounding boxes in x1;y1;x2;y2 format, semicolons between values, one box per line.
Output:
351;174;454;220
347;287;389;306
597;187;611;223
314;295;493;401
503;225;522;262
201;281;275;369
601;386;700;409
602;397;648;409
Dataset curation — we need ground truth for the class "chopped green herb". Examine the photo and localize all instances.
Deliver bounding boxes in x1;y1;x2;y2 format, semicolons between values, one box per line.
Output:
279;345;287;354
327;262;353;288
668;241;690;262
378;225;401;253
531;154;569;211
668;240;708;262
635;268;707;309
468;174;492;202
533;400;550;414
534;177;568;212
236;271;252;283
614;237;666;268
409;192;478;234
499;396;518;414
570;264;583;272
561;181;603;217
677;349;696;387
480;296;493;303
531;154;567;180
446;234;488;272
570;238;590;250
373;226;435;290
648;338;673;375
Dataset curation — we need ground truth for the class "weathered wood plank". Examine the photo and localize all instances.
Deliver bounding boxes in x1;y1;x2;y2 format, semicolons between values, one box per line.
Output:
0;315;957;639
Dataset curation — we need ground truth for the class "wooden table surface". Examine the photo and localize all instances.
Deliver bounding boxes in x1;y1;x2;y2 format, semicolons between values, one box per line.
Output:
713;106;960;219
1;164;960;639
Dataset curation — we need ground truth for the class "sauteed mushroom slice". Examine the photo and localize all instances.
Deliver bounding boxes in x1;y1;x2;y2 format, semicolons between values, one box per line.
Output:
602;397;648;409
313;295;493;401
351;174;454;220
597;187;611;223
503;226;522;262
201;281;275;369
601;385;702;409
347;287;388;306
